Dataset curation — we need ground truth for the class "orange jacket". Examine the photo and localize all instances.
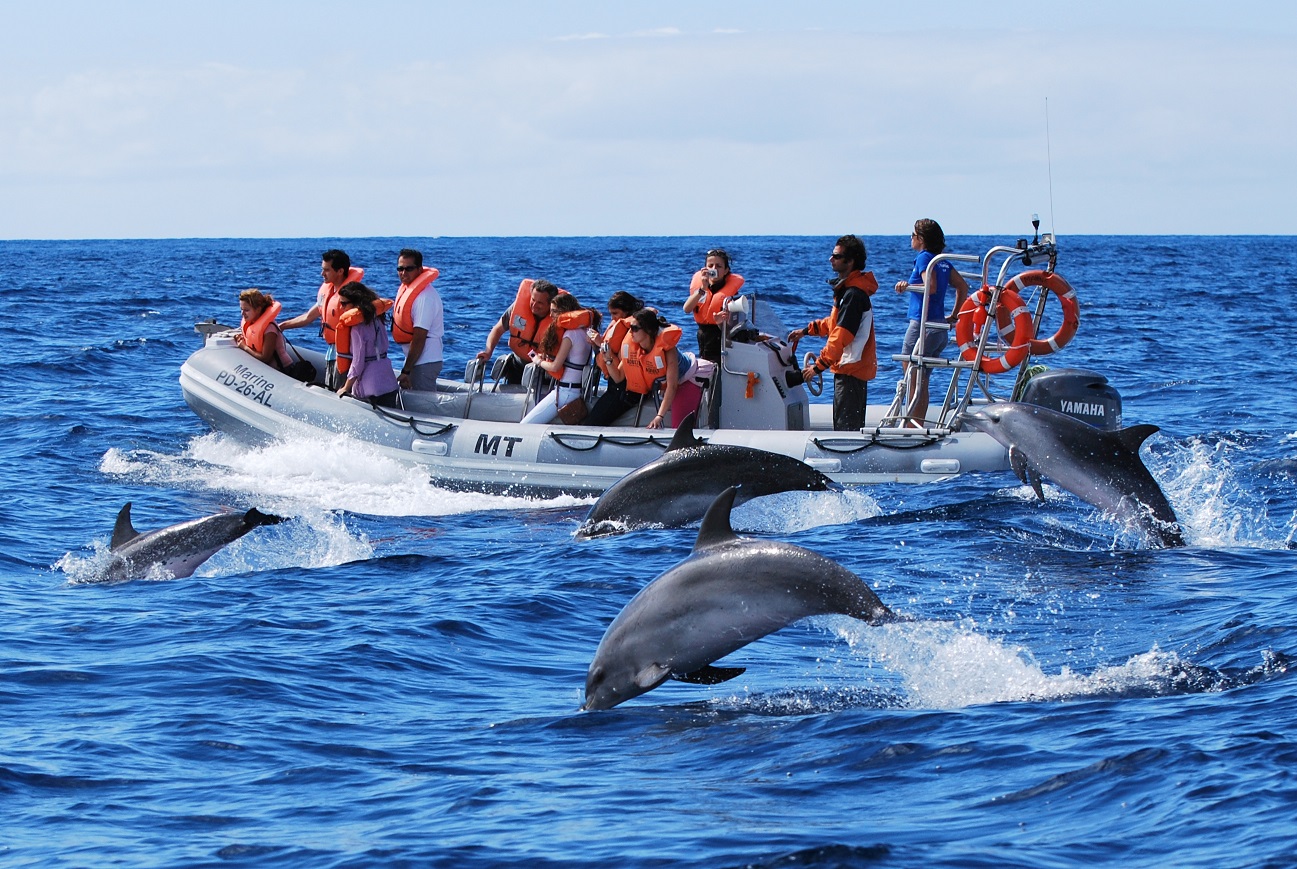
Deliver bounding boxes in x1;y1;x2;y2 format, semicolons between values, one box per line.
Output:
687;271;745;325
319;266;365;346
392;266;440;344
336;298;394;375
805;270;878;380
620;325;683;395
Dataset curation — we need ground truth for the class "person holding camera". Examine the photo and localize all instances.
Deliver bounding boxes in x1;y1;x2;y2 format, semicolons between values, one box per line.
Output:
682;247;744;363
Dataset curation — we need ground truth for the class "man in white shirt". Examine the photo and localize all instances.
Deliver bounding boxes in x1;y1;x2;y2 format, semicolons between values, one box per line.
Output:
391;248;444;392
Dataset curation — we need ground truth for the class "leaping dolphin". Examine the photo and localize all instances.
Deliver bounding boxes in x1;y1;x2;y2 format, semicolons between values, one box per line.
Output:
582;486;893;711
961;401;1184;547
575;412;838;539
97;502;287;582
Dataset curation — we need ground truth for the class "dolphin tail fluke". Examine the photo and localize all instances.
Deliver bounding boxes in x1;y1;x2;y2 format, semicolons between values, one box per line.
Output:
666;411;705;451
673;664;746;685
693;487;740;551
111;503;139;549
243;508;287;529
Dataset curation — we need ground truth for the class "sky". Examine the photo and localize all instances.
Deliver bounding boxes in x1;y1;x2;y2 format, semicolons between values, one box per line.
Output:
3;1;1295;239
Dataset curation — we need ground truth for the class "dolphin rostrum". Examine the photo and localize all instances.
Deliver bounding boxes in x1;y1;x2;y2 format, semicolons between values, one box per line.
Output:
98;502;287;582
961;401;1184;547
575;412;838;539
582;486;893;711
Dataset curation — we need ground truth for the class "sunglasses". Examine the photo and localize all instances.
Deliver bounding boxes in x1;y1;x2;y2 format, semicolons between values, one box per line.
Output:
396;265;418;273
628;324;644;333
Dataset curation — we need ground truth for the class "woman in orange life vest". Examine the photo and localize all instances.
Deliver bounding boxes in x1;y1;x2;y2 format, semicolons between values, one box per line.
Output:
234;289;294;371
584;308;713;429
280;248;364;390
475;279;562;385
519;293;603;425
682;247;744;363
334;283;400;409
593;290;644;402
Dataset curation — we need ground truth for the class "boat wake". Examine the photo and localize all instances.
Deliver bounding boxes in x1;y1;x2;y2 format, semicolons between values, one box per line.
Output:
100;431;595;518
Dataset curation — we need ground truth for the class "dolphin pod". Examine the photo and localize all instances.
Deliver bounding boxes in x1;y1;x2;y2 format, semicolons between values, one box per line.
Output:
575;412;838;539
582;486;894;711
961;401;1184;547
97;502;287;582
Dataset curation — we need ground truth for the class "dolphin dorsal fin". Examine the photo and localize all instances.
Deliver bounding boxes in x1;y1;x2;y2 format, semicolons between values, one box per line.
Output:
666;412;704;452
1114;423;1161;453
111;503;139;549
693;486;740;551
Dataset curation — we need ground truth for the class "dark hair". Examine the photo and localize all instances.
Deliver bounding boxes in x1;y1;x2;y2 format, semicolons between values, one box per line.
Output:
705;248;731;269
913;219;946;254
338;281;379;324
631;307;670;344
531;279;560;299
835;235;867;272
607;291;643;316
398;248;423;268
539;292;603;357
322;249;351;271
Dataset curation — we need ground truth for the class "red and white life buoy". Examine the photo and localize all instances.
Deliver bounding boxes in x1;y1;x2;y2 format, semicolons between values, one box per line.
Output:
955;286;1035;374
1005;270;1080;356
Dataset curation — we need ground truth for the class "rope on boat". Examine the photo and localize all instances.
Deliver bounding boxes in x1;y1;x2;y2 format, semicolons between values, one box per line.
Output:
366;403;457;437
812;429;946;453
548;432;675;452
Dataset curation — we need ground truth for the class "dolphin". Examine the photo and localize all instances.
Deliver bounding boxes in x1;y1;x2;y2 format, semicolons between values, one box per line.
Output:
575;412;838;539
98;502;287;582
961;401;1184;547
582;486;893;711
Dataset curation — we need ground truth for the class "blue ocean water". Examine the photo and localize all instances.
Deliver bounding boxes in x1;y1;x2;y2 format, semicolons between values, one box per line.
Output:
4;234;1297;867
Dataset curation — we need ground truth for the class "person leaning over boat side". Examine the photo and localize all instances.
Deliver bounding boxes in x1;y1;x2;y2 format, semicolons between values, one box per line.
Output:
787;234;878;431
234;288;294;371
475;279;561;385
519;293;603;425
334;282;399;409
594;290;644;406
391;248;444;393
682;247;745;363
894;218;969;426
584;308;711;429
280;249;364;390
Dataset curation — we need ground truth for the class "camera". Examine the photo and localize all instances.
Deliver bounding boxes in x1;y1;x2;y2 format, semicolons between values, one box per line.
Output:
705;267;718;279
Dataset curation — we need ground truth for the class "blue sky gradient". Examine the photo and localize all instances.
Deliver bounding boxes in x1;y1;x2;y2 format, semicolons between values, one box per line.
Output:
3;1;1293;238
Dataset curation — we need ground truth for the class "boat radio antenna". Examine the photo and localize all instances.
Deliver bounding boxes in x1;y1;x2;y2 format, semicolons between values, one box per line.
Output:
1045;97;1056;238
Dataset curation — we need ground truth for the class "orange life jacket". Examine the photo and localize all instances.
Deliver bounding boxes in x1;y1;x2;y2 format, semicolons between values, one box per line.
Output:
506;279;560;359
545;309;596;384
620;324;683;395
391;266;441;344
336;298;394;375
241;300;293;369
596;317;634;378
319;266;365;346
688;272;745;325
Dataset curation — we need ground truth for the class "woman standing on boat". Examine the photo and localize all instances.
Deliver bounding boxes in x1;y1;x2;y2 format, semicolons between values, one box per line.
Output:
894;218;969;425
334;283;400;409
520;293;603;425
235;289;294;371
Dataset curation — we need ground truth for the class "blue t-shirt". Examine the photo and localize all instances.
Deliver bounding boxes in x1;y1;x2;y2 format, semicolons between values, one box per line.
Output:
907;250;952;322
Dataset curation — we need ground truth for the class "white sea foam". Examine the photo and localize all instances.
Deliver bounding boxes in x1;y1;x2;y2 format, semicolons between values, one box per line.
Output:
834;619;1210;709
100;431;594;518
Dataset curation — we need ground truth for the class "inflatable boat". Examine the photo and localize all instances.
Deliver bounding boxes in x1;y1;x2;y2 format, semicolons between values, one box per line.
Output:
179;235;1117;496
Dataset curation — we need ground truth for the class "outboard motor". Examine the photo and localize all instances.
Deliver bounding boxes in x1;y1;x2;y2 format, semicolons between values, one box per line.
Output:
1019;367;1122;430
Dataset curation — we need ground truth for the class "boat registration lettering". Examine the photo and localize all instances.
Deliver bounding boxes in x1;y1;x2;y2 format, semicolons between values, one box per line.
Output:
216;364;275;407
475;433;523;458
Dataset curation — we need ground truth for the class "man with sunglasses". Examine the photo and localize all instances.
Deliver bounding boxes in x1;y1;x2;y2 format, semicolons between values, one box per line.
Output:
391;248;444;392
787;235;878;431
